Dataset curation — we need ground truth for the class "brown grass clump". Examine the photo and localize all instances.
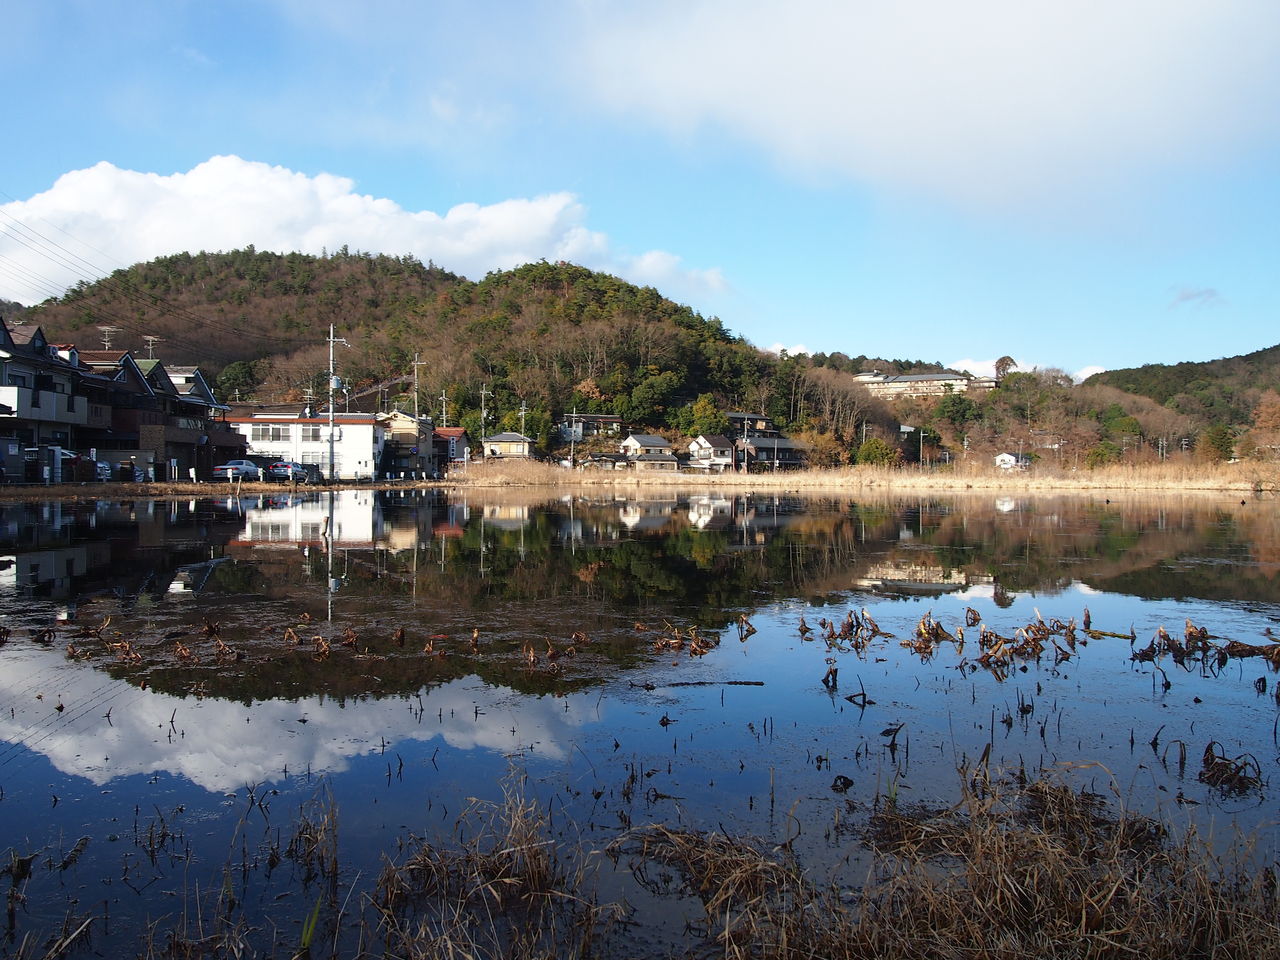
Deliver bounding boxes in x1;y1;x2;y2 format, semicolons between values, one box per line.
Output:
374;775;620;960
610;772;1280;959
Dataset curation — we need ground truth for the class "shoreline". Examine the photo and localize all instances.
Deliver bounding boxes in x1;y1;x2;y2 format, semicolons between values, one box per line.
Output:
0;462;1275;503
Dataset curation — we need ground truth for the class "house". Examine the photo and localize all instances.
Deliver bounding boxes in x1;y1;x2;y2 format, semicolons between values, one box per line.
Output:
687;434;735;472
852;371;998;399
433;427;470;468
993;452;1031;470
227;406;386;480
620;434;678;471
726;412;778;438
482;432;534;458
376;410;435;478
620;434;672;457
1;322;88;451
557;412;622;441
737;435;810;470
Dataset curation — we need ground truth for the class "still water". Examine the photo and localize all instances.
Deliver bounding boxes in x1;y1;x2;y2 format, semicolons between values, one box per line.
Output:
0;489;1277;954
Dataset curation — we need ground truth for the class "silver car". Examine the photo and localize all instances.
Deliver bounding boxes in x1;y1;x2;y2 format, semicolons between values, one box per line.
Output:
213;460;261;480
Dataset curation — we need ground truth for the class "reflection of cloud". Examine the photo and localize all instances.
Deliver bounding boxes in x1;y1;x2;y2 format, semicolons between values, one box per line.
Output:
0;648;593;793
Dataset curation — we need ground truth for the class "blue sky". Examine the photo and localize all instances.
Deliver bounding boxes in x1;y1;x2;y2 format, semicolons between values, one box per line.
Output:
3;0;1277;379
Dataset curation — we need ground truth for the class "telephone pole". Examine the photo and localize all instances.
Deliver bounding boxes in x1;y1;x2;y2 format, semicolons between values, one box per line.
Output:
327;324;348;481
518;400;528;437
439;390;449;428
479;384;492;440
142;335;164;359
412;353;430;421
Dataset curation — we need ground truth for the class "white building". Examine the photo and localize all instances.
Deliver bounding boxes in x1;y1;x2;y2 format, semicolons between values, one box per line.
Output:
227;408;386;480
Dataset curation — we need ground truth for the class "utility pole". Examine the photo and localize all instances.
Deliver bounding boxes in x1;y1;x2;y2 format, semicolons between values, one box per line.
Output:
518;400;528;437
439;390;449;428
479;384;492;440
412;353;430;422
142;335;164;359
97;325;121;350
327;324;348;481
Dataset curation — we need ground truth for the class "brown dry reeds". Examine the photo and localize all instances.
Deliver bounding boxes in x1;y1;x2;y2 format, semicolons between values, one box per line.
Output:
609;771;1280;959
447;457;1275;496
374;775;619;960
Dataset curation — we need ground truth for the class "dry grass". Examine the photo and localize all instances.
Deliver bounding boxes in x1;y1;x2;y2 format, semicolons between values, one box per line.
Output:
609;771;1280;959
451;458;1276;495
374;775;620;960
1;458;1273;501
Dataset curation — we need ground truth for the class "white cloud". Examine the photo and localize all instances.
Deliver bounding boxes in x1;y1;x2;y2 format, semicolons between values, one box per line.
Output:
0;156;722;305
948;357;1000;378
767;343;810;356
570;0;1280;213
951;357;1106;383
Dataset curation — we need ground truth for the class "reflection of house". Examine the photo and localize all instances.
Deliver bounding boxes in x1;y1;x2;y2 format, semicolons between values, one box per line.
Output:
482;503;529;530
620;434;678;471
854;560;978;596
557;413;622;441
619;499;677;532
688;495;733;529
234;491;385;547
688;434;734;472
227;407;385;480
853;370;997;399
483;432;533;458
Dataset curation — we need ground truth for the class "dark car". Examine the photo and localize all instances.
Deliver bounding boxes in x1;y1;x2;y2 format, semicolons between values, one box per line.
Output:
268;461;318;482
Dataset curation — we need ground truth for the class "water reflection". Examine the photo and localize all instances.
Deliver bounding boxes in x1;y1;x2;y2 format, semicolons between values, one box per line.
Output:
2;488;1278;957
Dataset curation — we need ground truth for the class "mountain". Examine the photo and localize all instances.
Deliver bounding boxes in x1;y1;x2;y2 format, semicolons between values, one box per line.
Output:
12;249;952;444
1084;343;1280;426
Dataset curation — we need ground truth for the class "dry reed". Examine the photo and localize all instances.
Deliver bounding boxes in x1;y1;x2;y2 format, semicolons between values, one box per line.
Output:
610;771;1280;959
374;775;620;960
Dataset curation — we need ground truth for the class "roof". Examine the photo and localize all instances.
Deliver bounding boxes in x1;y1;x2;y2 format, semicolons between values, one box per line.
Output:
434;427;468;438
692;434;733;448
484;432;532;443
634;453;678;461
624;434;671;447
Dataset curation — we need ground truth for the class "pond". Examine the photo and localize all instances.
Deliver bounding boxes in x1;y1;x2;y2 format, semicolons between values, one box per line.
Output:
0;489;1277;957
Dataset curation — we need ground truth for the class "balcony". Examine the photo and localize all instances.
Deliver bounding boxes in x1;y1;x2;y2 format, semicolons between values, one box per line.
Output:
0;385;88;426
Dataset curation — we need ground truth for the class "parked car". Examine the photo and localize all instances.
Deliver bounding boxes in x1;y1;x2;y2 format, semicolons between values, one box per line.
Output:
268;461;318;482
213;459;262;480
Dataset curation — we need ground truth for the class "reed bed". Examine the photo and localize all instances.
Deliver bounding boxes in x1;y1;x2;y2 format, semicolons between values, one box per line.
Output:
373;776;620;960
609;771;1280;959
0;458;1272;501
451;458;1276;495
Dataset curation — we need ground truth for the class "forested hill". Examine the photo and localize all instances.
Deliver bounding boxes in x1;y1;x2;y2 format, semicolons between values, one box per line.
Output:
13;249;950;440
1084;343;1280;427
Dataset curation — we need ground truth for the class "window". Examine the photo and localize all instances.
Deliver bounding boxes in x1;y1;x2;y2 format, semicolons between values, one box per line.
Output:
300;425;321;442
8;372;29;388
250;424;290;442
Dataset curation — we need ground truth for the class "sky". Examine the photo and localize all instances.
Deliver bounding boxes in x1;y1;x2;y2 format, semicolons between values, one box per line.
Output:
2;0;1278;380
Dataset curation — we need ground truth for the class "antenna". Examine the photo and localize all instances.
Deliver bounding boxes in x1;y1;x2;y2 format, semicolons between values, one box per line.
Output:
142;335;165;359
97;325;121;350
